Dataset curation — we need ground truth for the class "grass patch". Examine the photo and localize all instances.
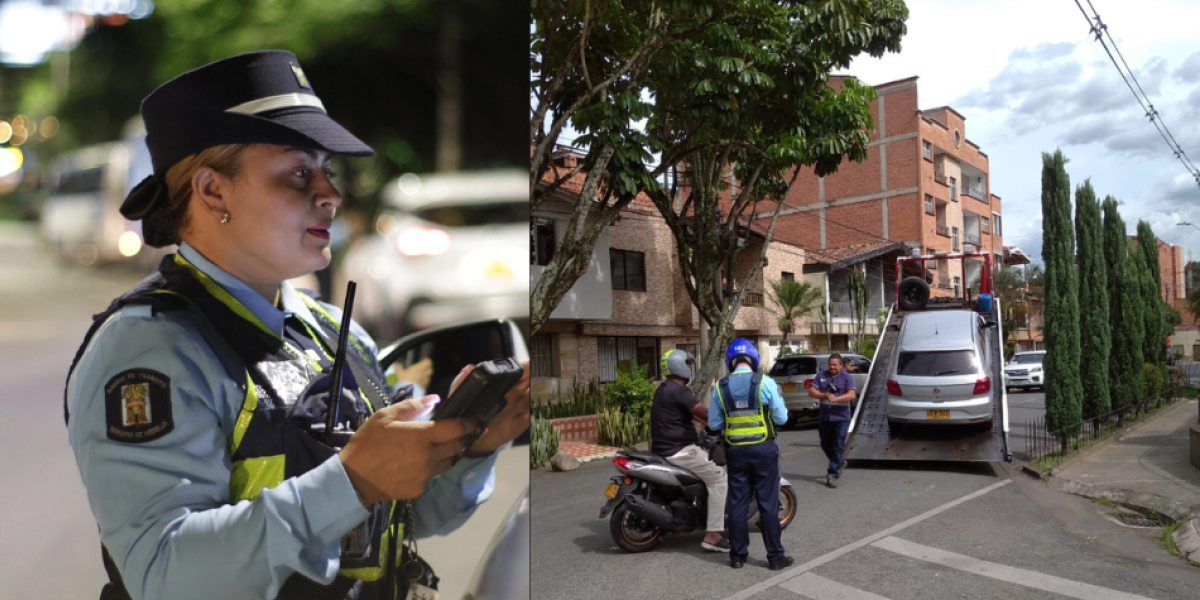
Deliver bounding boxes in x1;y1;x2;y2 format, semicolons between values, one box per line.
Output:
1093;498;1122;509
1029;454;1064;473
1160;519;1184;556
1181;386;1199;400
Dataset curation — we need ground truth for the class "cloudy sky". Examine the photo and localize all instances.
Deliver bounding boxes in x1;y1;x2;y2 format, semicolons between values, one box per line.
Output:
847;0;1200;270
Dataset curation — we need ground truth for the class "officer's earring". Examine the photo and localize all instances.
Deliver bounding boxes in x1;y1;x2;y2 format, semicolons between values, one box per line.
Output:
220;212;230;225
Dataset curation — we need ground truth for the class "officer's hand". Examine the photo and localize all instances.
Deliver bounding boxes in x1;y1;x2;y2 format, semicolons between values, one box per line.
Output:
340;395;476;504
393;358;434;390
451;360;531;457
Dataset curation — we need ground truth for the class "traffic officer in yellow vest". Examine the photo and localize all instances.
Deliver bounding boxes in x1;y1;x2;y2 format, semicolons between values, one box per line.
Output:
64;51;531;600
709;339;793;570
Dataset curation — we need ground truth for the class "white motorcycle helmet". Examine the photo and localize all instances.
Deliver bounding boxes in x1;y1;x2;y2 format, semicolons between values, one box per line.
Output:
660;349;696;384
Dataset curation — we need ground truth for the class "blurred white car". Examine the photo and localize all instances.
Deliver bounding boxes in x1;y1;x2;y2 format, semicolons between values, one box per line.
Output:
1003;350;1046;393
341;170;528;343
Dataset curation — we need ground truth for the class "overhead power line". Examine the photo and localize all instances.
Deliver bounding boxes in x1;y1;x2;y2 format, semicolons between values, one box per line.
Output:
1074;0;1200;191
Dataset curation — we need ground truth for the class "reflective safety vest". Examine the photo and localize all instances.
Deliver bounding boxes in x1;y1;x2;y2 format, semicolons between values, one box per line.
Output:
715;372;775;446
65;254;407;600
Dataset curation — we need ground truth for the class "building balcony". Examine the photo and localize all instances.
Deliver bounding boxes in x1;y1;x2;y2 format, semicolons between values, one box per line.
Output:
934;170;948;186
964;187;987;202
965;233;981;246
937;277;952;290
936;224;950;237
744;291;765;307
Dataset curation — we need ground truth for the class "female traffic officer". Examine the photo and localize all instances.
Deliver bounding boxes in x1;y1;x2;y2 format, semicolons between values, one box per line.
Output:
64;51;530;600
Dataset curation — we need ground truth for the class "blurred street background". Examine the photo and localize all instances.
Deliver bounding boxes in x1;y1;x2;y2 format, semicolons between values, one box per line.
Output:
0;1;528;598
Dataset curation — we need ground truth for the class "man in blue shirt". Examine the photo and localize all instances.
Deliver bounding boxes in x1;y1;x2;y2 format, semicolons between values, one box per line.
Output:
809;353;857;488
710;339;791;570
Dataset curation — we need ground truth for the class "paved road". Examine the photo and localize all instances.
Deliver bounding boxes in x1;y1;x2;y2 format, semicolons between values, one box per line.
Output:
532;413;1200;600
0;223;525;599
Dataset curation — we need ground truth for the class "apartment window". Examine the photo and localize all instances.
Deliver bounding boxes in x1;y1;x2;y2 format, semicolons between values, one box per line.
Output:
782;271;795;282
610;249;646;291
993;213;1002;236
598;336;659;382
924;194;934;215
531;334;557;378
532;218;556;266
949;177;958;201
952;226;959;251
981;217;990;234
922;140;932;160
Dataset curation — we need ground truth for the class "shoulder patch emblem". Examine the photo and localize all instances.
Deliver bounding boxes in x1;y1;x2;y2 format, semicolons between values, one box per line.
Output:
105;369;174;444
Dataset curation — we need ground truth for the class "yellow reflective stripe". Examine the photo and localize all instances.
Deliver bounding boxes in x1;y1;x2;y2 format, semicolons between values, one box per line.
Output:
231;373;259;455
338;504;404;581
299;294;371;367
173;254;278;340
299;294;376;413
228;455;286;502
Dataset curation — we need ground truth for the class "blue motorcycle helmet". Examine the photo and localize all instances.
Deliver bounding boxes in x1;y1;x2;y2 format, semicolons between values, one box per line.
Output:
724;338;760;372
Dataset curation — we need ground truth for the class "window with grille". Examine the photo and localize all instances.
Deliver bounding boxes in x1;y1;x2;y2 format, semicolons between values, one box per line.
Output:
782;272;795;282
982;217;990;234
531;334;557;378
922;140;932;160
532;218;556;266
993;213;1002;236
924;194;934;215
610;249;646;291
598;336;659;381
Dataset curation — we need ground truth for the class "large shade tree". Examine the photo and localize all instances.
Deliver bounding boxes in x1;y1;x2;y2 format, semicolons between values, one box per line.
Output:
1040;150;1082;450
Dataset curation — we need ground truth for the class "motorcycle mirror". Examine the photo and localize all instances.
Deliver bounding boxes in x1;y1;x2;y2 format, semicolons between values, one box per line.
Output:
377;318;529;401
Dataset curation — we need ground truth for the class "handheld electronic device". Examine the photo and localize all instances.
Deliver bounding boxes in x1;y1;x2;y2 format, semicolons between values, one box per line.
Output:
432;357;523;445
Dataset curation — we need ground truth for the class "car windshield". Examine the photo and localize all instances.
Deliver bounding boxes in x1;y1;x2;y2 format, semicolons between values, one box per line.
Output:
896;351;977;377
769;357;820;377
1012;354;1044;364
414;200;529;227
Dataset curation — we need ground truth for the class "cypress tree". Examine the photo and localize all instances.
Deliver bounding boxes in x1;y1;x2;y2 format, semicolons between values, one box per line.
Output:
1136;221;1166;367
1127;244;1148;411
1075;181;1109;423
1040;150;1082;449
1102;197;1140;423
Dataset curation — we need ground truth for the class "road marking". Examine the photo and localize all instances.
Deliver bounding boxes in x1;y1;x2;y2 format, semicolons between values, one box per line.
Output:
781;573;892;599
871;536;1157;600
717;479;1012;600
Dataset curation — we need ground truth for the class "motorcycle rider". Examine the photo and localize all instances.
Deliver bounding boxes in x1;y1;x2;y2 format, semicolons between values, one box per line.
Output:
650;349;730;553
710;339;793;570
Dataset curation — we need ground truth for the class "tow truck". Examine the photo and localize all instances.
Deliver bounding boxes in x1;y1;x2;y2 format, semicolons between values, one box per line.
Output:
844;252;1012;463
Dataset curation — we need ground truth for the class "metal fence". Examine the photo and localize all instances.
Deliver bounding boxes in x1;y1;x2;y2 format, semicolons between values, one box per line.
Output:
1025;386;1183;463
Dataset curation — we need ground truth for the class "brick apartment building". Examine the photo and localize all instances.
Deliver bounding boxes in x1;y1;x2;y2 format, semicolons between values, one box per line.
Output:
752;76;1005;300
531;149;807;399
1133;235;1200;357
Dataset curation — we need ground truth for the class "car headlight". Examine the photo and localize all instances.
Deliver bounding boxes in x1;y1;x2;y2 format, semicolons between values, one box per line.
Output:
1029;366;1042;373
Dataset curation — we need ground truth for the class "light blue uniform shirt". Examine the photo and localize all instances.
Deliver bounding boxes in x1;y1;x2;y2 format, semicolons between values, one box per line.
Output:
67;242;498;600
709;365;789;431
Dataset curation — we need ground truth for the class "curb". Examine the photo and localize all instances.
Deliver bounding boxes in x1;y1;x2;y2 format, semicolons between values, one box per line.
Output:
1022;397;1196;482
1172;517;1200;563
1051;478;1195;522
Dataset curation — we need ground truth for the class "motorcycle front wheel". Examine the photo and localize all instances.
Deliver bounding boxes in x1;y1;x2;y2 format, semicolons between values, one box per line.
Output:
609;503;662;553
778;485;797;529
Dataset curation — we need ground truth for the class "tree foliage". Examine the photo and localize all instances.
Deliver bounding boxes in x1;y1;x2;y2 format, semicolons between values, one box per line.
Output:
767;277;824;343
1074;181;1109;420
531;0;908;388
1135;221;1167;367
1040;150;1081;445
1102;197;1140;420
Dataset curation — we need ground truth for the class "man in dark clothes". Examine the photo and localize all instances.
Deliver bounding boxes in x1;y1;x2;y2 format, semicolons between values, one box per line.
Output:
651;349;730;552
809;353;857;488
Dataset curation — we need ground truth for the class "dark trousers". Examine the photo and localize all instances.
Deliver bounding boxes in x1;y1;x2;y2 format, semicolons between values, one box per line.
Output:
726;440;785;563
818;419;850;477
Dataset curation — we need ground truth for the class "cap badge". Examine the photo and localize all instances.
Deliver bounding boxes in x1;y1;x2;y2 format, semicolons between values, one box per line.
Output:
291;64;311;89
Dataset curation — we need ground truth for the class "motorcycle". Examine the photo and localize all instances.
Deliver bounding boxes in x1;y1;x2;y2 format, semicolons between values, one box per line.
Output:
598;430;797;553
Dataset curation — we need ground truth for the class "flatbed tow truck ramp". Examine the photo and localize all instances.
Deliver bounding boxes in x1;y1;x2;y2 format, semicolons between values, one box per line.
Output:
844;252;1012;463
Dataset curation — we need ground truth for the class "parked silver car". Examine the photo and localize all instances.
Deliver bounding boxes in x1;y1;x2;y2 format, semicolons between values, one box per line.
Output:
768;353;871;427
1003;350;1046;392
885;310;996;428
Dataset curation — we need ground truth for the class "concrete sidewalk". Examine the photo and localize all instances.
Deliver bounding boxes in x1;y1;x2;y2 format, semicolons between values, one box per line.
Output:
1054;398;1200;521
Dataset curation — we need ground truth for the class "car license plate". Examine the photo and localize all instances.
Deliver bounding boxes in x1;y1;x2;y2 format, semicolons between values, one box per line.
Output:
927;410;950;419
604;483;619;499
783;383;797;392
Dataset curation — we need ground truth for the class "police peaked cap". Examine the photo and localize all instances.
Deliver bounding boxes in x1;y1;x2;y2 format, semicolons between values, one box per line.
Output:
120;50;373;239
